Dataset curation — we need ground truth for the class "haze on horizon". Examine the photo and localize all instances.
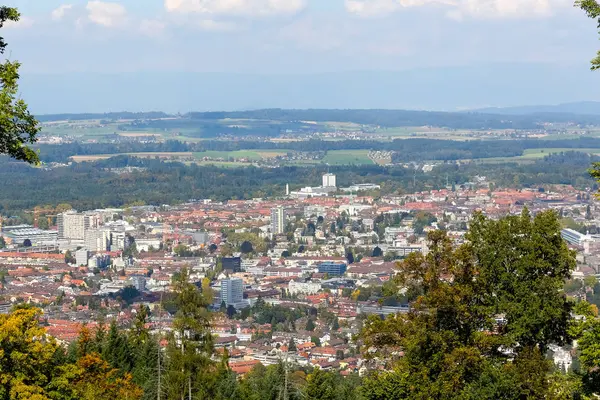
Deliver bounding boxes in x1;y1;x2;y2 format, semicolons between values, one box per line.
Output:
5;0;600;114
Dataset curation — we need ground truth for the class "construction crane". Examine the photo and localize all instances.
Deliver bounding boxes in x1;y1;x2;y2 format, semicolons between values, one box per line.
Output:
33;206;59;229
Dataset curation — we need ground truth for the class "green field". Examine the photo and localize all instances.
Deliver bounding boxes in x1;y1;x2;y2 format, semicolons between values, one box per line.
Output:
321;150;374;165
194;150;289;161
460;147;600;164
520;148;600;159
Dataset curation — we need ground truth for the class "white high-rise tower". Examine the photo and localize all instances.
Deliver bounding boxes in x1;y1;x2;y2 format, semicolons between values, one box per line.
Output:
271;206;287;235
322;173;336;188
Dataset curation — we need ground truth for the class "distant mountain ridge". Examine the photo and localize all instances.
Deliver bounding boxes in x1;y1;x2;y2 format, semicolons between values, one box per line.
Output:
471;101;600;116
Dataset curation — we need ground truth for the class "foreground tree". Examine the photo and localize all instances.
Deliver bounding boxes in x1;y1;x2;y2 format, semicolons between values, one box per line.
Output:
0;7;40;164
163;267;216;399
361;210;577;399
577;0;600;70
0;307;59;399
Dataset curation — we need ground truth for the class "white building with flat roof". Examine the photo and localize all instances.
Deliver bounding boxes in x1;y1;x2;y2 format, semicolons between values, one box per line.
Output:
323;173;336;188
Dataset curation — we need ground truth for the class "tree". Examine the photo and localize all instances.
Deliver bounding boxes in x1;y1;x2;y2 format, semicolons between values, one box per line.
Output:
361;210;576;399
65;250;76;265
372;246;383;257
0;7;40;164
0;307;59;398
52;353;143;400
226;304;236;319
288;338;297;352
164;267;215;399
240;240;254;254
577;0;600;70
346;251;355;265
332;317;340;331
209;243;218;253
282;250;291;258
305;318;315;332
0;237;4;248
22;238;32;247
305;368;336;400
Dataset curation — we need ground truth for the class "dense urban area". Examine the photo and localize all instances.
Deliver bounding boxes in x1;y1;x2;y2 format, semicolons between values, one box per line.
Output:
8;1;600;398
6;107;600;398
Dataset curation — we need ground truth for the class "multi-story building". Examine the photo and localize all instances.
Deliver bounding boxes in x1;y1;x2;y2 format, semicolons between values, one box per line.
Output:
561;229;591;247
75;249;89;266
84;229;111;252
220;278;243;306
322;173;337;188
57;211;97;240
271;206;287;235
318;261;347;276
222;257;242;273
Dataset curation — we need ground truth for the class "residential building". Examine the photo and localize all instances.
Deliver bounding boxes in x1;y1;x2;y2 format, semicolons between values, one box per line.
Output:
271;206;287;235
85;229;111;252
288;280;321;295
129;275;146;291
75;249;89;266
57;211;96;240
221;278;243;306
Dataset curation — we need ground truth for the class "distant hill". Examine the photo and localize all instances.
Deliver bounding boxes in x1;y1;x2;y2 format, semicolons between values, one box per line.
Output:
471;101;600;116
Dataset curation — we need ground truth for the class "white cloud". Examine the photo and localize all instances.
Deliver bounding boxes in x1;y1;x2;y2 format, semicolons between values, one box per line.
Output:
197;19;237;31
164;0;306;16
139;19;166;37
345;0;567;19
4;16;34;29
86;1;127;27
52;4;74;21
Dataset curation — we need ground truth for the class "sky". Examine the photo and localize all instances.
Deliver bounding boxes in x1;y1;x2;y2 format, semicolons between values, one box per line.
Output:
4;0;600;113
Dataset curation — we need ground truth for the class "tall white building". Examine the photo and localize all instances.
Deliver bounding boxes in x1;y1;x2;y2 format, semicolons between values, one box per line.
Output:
271;206;287;235
85;229;111;252
58;211;89;240
220;278;243;306
322;173;336;188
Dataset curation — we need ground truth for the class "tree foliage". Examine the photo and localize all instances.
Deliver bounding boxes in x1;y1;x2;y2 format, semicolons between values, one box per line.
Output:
577;0;600;70
0;7;40;164
360;210;577;399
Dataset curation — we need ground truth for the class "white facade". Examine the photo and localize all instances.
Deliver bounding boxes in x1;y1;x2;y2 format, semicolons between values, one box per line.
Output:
271;207;287;235
288;280;321;295
57;211;97;240
322;173;337;188
75;249;89;266
85;229;111;252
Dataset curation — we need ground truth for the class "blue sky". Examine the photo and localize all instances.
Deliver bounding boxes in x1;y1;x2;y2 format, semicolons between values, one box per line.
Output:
4;0;598;74
4;1;600;112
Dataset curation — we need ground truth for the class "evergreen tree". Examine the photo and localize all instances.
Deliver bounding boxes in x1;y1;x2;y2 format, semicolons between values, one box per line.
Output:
288;338;297;352
305;318;315;332
163;267;215;399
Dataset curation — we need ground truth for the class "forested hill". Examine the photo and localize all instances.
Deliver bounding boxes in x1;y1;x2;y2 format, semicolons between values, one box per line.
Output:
0;151;596;216
36;108;600;129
